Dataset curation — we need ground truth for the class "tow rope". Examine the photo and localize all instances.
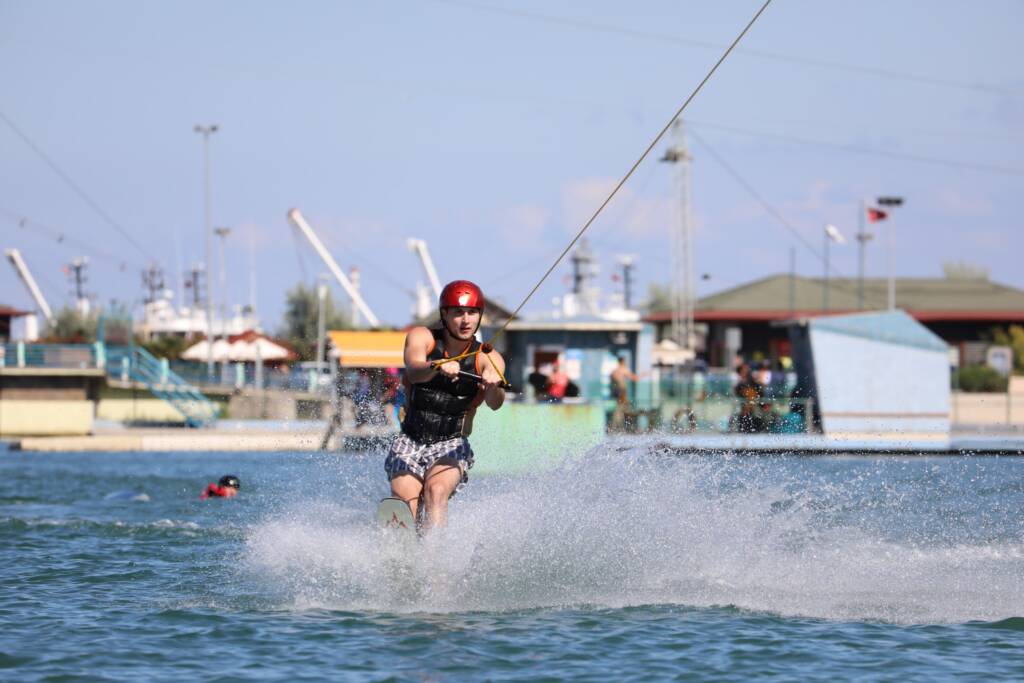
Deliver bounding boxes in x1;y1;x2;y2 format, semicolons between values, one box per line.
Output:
434;0;773;388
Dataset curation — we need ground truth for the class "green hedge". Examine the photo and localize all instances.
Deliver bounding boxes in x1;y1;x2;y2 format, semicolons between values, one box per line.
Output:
953;365;1008;393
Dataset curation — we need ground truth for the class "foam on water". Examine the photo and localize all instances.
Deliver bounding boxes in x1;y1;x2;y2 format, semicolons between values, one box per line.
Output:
243;441;1024;623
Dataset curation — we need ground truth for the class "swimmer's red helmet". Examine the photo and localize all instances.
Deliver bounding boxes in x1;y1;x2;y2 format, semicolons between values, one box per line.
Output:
439;280;484;311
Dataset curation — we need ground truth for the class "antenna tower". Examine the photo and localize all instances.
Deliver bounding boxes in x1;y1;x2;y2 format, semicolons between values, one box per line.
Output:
661;118;695;349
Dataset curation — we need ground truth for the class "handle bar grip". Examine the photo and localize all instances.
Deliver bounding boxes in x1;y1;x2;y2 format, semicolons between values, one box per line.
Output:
458;370;512;391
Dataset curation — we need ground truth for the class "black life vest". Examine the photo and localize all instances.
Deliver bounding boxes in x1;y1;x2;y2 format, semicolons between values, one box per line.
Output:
402;328;482;443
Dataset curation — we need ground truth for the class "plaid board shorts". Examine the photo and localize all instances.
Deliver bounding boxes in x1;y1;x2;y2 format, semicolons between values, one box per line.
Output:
384;431;475;491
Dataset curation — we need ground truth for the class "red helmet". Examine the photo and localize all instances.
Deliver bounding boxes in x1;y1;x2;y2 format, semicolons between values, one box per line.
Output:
439;280;484;310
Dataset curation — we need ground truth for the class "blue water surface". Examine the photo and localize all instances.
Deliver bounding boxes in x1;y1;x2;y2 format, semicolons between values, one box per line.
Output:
1;443;1022;681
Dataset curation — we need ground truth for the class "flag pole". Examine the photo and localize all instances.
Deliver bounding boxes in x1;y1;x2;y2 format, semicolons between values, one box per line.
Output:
823;225;829;313
857;199;866;310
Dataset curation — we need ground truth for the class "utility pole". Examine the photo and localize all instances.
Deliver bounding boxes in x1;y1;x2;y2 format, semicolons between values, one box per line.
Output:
214;226;231;336
855;199;872;310
823;224;846;313
316;276;329;372
617;255;636;310
194;123;219;378
788;247;796;316
67;257;90;316
185;265;204;308
660;118;695;350
877;196;905;310
349;267;361;327
214;226;232;380
247;224;257;317
142;263;165;304
569;238;599;315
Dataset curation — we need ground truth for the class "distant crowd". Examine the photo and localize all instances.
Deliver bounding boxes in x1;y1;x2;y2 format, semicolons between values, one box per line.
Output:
730;361;806;434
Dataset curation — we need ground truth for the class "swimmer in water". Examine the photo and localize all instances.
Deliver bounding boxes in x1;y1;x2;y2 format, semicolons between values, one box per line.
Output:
200;475;240;500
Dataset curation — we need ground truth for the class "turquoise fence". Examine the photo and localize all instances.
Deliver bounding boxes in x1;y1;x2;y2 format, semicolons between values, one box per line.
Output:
0;342;217;428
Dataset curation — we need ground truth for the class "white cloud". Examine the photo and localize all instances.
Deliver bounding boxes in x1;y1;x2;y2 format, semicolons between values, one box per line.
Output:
932;187;993;216
495;204;550;250
561;177;671;242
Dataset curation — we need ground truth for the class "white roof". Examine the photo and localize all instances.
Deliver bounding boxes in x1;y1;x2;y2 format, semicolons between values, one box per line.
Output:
181;336;291;362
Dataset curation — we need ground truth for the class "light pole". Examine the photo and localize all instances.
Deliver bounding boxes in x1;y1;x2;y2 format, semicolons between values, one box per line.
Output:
855;199;873;310
214;226;231;378
823;224;846;312
194;123;218;379
877;196;904;310
316;275;330;374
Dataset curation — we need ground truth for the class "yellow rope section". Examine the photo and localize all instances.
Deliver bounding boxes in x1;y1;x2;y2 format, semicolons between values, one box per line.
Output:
432;0;772;389
431;342;509;387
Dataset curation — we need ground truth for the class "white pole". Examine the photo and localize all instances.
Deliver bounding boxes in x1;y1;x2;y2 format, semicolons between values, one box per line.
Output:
316;282;327;372
823;227;829;312
5;249;54;323
350;267;362;328
286;208;380;327
194;124;219;378
887;215;896;310
248;224;257;316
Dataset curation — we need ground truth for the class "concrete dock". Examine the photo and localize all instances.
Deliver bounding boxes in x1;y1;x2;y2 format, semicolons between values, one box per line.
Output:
4;423;394;453
5;424;1023;455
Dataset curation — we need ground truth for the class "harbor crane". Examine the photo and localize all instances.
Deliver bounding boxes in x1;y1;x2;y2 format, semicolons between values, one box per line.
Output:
5;248;53;340
286;208;381;328
407;238;443;319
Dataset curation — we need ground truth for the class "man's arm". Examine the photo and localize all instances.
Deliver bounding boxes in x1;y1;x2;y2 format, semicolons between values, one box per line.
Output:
403;327;447;384
478;349;506;410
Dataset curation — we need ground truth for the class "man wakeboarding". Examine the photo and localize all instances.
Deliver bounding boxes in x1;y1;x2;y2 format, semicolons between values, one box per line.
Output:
382;279;506;530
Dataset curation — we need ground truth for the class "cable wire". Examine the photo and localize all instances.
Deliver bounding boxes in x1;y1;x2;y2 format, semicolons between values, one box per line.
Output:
0;110;158;261
689;121;1024;176
484;0;774;348
432;0;1018;97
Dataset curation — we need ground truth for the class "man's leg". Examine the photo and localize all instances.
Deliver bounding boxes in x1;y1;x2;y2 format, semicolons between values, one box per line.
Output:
390;474;424;520
422;460;463;529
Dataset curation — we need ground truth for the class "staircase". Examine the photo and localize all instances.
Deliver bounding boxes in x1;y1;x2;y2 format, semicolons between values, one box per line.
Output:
105;345;218;428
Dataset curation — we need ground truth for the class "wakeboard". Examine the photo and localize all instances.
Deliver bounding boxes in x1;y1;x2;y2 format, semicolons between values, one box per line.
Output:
376;497;416;533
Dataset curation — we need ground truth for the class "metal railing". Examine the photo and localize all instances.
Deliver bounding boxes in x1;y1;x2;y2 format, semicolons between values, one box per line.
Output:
605;396;815;434
168;360;331;394
1;342;217;428
0;342;97;369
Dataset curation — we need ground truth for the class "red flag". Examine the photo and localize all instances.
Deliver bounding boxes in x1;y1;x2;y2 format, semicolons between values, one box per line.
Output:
866;207;888;223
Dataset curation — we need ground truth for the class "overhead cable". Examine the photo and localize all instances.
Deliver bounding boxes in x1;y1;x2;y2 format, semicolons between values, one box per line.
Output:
432;0;1018;97
689;121;1024;177
0;110;158;261
486;0;773;344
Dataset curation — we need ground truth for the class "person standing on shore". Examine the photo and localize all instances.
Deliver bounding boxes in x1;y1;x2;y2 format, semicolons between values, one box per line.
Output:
610;355;639;407
383;280;506;529
609;355;640;431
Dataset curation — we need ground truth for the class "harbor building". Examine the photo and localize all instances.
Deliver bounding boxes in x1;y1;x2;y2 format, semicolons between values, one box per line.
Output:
644;274;1024;367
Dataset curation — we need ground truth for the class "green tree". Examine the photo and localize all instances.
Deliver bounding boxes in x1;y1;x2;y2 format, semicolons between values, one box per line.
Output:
989;324;1024;375
42;307;98;343
643;282;673;313
953;365;1008;392
279;283;353;361
140;335;188;360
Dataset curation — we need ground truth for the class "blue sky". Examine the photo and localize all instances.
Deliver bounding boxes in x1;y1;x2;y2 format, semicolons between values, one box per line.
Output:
2;0;1021;329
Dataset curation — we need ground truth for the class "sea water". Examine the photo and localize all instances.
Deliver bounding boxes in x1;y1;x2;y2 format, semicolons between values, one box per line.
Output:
1;443;1022;680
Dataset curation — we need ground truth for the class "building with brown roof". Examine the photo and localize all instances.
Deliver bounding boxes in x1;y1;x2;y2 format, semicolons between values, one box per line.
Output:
0;305;32;343
644;275;1024;366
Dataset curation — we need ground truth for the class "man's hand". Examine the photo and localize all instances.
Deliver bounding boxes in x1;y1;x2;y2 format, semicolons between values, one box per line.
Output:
479;365;504;390
437;359;461;382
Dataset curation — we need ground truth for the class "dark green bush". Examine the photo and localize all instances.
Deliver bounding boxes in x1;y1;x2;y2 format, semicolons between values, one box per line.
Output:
953;365;1008;393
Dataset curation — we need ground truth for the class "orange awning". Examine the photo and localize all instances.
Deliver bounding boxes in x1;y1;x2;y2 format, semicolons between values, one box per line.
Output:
327;330;405;368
